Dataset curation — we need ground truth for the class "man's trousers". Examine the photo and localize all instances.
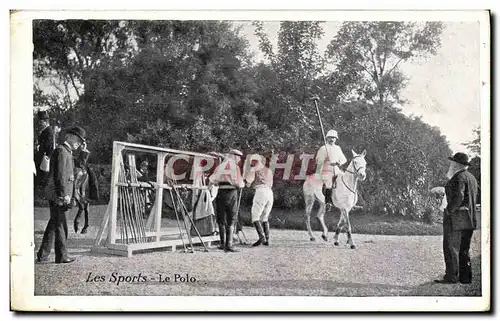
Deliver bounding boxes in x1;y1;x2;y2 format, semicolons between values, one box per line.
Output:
214;188;239;249
251;186;273;223
442;215;474;283
37;201;70;262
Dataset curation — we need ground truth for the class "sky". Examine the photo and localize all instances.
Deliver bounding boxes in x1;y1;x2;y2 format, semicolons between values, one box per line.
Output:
236;21;481;154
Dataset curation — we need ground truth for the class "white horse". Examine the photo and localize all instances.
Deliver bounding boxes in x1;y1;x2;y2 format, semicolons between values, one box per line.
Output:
303;149;367;249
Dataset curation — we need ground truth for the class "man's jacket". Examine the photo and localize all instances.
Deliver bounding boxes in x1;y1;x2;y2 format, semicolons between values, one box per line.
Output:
36;126;55;160
445;169;478;230
44;143;75;202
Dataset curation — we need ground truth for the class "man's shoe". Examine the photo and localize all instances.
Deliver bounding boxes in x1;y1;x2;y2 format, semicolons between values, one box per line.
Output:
434;279;457;284
55;257;75;264
460;279;472;284
252;239;262;247
224;247;239;253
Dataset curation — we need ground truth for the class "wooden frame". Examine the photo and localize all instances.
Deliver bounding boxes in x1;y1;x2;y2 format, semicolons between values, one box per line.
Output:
91;141;220;257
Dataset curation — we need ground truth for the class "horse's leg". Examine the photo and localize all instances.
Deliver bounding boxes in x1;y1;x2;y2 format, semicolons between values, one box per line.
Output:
345;209;356;249
304;195;315;241
74;203;83;233
316;201;328;242
333;209;345;246
81;202;90;234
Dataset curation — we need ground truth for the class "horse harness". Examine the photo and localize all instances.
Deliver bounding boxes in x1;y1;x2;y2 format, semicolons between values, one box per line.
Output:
340;155;364;195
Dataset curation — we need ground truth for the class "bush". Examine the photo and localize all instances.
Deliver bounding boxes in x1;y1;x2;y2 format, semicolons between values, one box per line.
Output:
272;181;305;210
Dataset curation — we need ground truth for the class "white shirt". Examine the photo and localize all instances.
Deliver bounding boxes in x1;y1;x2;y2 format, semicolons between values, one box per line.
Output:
316;144;347;167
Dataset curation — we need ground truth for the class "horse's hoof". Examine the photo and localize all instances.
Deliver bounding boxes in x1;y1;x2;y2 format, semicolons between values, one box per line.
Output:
334;242;339;246
350;245;356;249
73;224;79;233
310;237;316;242
321;235;328;242
81;228;88;234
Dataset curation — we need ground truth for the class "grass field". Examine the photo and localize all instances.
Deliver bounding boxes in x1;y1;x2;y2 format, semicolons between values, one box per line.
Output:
238;205;445;236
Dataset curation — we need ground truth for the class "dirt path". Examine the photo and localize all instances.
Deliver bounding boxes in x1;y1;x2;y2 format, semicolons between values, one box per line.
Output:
33;206;482;297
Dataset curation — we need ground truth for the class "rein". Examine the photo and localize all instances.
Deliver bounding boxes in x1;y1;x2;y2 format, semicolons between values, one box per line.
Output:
341;156;364;195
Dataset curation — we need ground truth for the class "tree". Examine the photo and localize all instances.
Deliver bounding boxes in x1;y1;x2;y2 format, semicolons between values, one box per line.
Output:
463;126;481;155
119;21;267;156
464;127;481;204
33;20;134;112
325;22;445;107
252;21;327;146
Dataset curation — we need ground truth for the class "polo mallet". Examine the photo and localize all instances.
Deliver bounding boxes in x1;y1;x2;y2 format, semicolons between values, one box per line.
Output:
311;95;334;212
310;95;328;153
235;188;248;245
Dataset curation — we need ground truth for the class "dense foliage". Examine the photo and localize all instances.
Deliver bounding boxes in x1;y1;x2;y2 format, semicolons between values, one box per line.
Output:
34;20;454;221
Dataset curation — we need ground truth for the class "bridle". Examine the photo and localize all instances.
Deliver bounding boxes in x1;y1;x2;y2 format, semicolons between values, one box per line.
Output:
341;155;365;195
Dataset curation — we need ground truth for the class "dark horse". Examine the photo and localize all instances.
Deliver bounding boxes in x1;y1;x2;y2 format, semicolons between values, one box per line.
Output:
73;150;99;234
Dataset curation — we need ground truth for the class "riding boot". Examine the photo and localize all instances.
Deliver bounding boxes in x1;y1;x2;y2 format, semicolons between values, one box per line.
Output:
262;221;270;246
324;188;332;204
225;224;238;252
252;221;266;247
217;223;225;250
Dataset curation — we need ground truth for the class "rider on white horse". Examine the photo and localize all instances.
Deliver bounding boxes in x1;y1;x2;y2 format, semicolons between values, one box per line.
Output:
315;130;347;208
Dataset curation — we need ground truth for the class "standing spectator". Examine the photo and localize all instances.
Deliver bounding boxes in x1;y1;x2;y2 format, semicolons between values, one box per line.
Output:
435;152;478;284
36;126;87;264
34;110;55;188
137;160;151;182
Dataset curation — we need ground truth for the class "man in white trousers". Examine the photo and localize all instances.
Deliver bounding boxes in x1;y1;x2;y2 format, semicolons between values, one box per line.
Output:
245;154;274;247
315;129;347;208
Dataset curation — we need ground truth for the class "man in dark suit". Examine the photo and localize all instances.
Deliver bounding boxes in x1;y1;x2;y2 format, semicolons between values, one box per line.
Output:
34;110;56;188
36;126;87;264
435;152;478;284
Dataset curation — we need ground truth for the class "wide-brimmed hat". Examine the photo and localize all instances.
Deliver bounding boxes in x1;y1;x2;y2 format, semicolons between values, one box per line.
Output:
37;110;50;120
448;152;470;166
66;126;86;143
326;130;338;139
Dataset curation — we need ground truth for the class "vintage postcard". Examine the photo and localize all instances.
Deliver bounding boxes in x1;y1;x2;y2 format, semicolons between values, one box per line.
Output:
10;9;490;312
